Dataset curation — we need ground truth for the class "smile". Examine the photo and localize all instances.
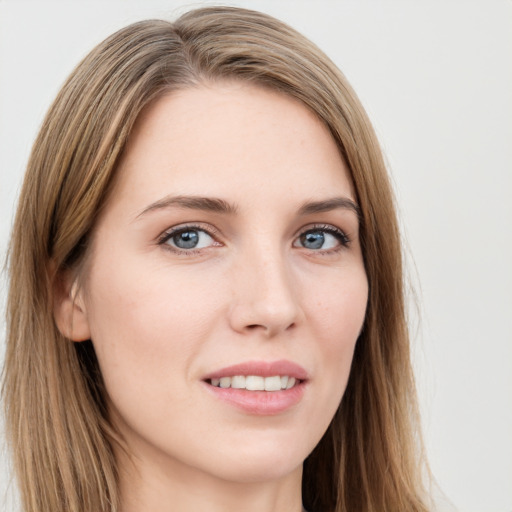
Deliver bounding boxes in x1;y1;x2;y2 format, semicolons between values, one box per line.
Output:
209;375;298;391
202;360;308;415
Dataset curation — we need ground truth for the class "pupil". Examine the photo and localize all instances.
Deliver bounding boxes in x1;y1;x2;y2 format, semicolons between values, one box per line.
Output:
173;230;199;249
303;231;324;249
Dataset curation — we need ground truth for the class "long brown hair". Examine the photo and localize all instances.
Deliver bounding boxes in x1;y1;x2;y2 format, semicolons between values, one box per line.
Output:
3;6;429;512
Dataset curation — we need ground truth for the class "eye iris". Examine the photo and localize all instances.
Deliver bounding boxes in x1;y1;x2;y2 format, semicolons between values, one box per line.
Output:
173;230;199;249
302;231;324;249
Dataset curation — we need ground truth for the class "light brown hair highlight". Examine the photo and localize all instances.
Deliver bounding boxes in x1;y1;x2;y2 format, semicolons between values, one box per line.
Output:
3;7;430;512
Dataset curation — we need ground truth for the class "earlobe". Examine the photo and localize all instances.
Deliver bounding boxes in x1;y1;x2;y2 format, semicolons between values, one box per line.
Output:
53;270;91;342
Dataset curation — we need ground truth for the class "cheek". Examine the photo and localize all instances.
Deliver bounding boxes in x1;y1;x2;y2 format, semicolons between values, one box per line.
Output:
309;266;367;346
82;255;222;402
305;267;368;403
81;255;232;472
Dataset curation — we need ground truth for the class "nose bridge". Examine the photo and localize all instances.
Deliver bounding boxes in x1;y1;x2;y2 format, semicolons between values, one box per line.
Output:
229;237;300;336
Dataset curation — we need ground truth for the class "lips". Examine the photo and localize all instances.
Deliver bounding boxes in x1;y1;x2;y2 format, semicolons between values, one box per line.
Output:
202;360;308;415
203;359;308;381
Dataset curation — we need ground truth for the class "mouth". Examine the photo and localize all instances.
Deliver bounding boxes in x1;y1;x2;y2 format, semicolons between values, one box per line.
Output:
202;360;308;415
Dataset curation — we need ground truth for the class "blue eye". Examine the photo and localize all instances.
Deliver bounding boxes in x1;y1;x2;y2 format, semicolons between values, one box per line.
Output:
162;227;216;251
294;227;349;251
300;231;326;249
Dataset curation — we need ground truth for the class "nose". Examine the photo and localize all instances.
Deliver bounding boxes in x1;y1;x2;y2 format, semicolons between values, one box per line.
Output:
228;246;302;338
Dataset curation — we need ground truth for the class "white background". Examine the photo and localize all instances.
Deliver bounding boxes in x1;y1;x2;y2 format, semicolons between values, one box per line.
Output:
1;1;511;511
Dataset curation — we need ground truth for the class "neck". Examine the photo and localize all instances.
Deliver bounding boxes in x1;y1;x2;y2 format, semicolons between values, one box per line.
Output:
116;445;305;512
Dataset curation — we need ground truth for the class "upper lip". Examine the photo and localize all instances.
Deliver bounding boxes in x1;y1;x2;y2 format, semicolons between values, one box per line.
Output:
203;359;309;381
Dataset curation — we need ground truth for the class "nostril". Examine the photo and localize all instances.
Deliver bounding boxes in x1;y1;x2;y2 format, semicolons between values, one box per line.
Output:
229;295;300;336
244;321;296;334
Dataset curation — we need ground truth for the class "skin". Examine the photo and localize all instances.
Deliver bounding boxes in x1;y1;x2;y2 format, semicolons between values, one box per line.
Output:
56;82;368;512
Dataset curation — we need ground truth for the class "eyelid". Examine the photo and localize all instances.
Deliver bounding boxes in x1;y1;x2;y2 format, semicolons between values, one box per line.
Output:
157;222;222;252
294;223;351;249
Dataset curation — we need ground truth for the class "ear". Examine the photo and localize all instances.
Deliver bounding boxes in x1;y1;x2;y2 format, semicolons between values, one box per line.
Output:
52;268;91;342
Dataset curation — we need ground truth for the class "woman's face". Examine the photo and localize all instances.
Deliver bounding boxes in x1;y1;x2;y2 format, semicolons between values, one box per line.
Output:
75;82;368;484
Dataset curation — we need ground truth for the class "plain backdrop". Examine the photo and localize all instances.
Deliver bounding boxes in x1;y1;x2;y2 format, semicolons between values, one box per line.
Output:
1;1;511;511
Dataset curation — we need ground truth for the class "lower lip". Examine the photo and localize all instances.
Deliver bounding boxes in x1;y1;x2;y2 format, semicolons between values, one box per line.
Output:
203;381;307;415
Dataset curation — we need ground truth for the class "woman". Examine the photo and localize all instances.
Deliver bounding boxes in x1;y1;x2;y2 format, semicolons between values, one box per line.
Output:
2;6;430;512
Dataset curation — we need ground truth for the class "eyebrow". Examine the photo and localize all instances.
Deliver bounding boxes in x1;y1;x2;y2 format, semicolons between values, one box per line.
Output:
135;194;360;220
135;195;239;219
298;197;361;218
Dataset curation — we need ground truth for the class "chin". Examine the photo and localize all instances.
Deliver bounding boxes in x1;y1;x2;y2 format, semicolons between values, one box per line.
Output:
213;456;303;485
199;434;311;484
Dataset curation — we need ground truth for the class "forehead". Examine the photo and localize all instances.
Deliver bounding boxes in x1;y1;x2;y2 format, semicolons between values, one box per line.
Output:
111;81;354;215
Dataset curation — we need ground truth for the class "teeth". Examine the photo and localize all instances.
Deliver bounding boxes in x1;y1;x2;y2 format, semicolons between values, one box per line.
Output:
209;375;299;391
264;375;282;391
219;377;231;388
246;375;265;390
231;375;246;389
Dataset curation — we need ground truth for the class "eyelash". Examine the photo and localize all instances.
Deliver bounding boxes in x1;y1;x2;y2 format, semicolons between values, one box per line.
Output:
297;224;351;254
157;223;351;255
157;223;221;255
